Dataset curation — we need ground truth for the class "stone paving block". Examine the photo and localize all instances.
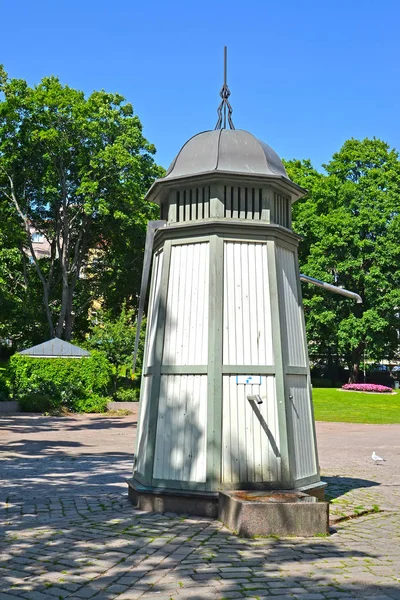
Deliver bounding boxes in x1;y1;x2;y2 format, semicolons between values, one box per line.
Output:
1;416;400;600
114;592;143;600
42;587;70;598
20;592;56;600
214;593;246;599
141;596;180;600
254;596;292;600
172;591;217;599
115;576;139;585
73;586;100;598
292;595;325;600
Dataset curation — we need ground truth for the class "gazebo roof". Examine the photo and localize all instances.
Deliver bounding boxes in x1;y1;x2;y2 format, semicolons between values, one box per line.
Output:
19;337;90;358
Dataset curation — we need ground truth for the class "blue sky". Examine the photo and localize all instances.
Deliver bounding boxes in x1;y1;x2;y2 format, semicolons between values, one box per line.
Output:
1;0;400;171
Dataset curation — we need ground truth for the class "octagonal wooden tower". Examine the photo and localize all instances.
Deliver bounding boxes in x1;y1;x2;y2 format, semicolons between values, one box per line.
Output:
128;129;325;516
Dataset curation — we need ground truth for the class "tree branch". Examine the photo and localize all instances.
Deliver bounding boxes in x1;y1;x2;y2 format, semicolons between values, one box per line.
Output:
4;170;54;336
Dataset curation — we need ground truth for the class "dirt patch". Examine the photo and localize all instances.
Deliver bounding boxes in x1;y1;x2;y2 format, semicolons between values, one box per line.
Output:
232;491;306;503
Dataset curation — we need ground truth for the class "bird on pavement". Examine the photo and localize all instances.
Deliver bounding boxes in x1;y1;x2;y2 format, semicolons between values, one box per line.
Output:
371;451;385;464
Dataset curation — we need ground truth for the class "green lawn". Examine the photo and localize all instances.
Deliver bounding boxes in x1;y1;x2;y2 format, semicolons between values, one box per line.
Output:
312;387;400;424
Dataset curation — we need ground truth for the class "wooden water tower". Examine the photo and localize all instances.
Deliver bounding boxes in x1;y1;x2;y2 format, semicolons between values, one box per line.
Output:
128;57;326;516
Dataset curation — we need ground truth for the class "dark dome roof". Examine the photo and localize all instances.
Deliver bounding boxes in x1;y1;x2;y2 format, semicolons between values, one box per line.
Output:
164;129;288;180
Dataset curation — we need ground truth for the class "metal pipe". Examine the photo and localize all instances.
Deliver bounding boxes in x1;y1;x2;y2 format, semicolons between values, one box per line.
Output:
299;274;362;304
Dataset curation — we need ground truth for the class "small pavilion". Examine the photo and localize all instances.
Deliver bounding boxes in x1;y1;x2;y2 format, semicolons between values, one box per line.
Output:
19;338;90;358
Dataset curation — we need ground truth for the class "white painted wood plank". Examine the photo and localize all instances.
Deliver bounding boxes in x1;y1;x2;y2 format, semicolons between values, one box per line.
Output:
277;246;306;366
221;375;280;484
146;251;163;368
177;374;185;480
163;244;209;366
239;187;246;219
135;375;152;475
246;188;252;220
223;242;273;366
287;374;317;480
153;375;207;483
232;186;239;218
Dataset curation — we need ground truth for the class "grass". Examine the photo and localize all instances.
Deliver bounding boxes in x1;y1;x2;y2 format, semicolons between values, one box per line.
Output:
312;387;400;423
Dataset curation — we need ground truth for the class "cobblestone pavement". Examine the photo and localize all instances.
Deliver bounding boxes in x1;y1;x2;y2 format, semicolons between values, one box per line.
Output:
1;415;400;600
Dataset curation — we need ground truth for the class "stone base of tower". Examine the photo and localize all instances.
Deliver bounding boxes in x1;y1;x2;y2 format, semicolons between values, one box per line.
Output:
127;479;219;518
127;478;328;530
297;480;327;501
218;490;329;537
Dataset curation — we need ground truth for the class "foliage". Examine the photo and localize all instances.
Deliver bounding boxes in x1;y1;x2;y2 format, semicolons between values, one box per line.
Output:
311;377;342;388
18;390;109;413
113;387;140;402
312;387;400;423
0;66;161;343
85;307;146;392
71;394;109;413
9;351;112;409
18;392;54;413
342;383;392;393
284;138;400;382
0;197;46;345
0;376;9;401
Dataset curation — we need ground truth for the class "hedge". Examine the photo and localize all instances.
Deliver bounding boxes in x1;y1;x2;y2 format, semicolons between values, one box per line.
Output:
9;350;112;412
0;375;9;401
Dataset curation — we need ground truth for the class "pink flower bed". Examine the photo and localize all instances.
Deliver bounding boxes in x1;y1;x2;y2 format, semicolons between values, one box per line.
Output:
342;383;393;393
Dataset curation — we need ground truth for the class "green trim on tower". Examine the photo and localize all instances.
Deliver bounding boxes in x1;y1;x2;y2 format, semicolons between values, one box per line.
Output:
206;234;224;491
266;240;292;488
142;240;172;486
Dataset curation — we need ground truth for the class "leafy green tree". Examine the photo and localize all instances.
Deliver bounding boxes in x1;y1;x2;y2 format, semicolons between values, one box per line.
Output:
0;196;46;346
0;65;161;341
85;306;146;391
285;139;400;382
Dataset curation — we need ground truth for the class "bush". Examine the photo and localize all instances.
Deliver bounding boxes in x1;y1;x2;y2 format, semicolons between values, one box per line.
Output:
71;394;109;413
0;377;10;401
311;378;342;388
114;387;140;402
18;393;54;413
9;351;112;411
342;383;393;393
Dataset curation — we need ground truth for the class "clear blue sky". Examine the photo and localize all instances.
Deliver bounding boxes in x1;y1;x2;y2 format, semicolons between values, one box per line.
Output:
1;0;400;171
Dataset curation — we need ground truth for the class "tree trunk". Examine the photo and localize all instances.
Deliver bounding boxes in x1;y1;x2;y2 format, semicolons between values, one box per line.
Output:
56;280;70;339
42;283;55;339
349;362;359;384
64;288;75;341
348;347;363;383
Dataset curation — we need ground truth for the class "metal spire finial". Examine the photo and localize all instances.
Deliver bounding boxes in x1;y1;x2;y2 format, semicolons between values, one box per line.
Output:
215;46;235;130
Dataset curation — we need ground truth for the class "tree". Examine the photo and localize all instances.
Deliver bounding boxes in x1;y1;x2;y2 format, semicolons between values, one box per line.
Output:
285;139;400;382
0;66;161;341
0;194;46;346
85;305;145;392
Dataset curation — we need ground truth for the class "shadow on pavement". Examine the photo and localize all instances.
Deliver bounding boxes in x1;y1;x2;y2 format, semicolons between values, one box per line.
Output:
323;475;380;500
0;414;137;434
0;508;397;600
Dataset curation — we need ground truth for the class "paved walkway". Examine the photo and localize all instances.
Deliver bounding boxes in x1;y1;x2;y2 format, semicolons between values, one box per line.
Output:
1;414;400;600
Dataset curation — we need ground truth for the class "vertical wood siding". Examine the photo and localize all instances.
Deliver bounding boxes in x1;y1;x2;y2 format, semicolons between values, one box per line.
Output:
163;243;209;365
146;249;164;368
171;187;211;222
153;375;207;482
287;374;317;480
221;375;280;484
135;375;152;476
224;186;265;220
276;246;306;367
223;242;273;365
273;193;290;228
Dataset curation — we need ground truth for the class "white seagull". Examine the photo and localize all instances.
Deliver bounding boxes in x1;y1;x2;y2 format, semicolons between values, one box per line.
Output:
371;451;385;464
